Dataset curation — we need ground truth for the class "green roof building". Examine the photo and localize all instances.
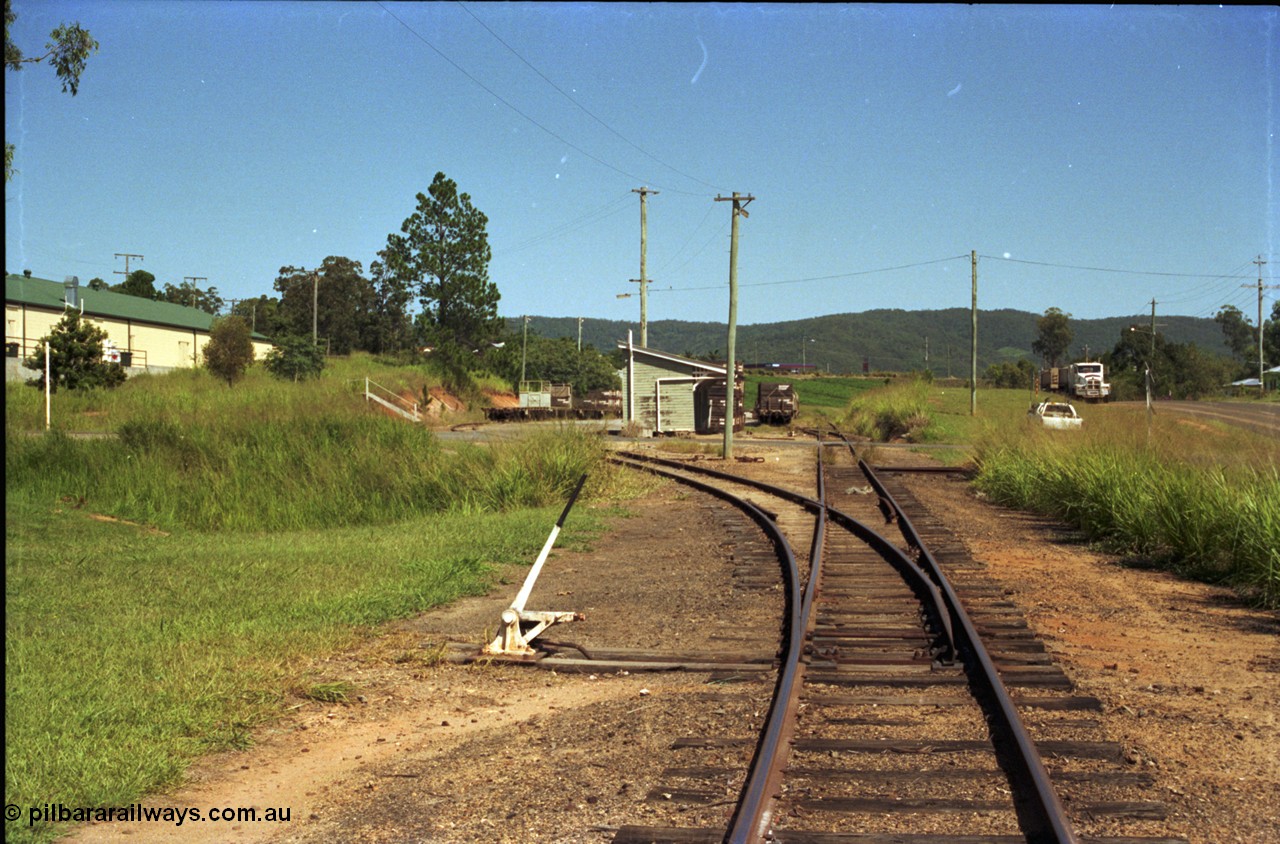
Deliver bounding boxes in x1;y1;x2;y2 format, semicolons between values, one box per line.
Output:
6;273;272;378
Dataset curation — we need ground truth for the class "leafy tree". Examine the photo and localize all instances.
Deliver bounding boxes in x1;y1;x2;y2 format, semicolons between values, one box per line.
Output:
113;269;157;300
1031;307;1072;368
1266;300;1280;368
366;252;415;354
159;280;224;314
492;333;621;395
4;0;98;180
87;277;107;290
202;316;254;386
382;172;501;363
984;358;1036;389
229;295;288;338
264;335;325;382
275;257;379;355
23;311;125;392
1104;326;1235;400
1214;304;1255;364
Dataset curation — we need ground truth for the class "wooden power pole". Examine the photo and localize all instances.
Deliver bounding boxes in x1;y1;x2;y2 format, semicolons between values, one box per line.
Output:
970;250;977;416
632;187;658;346
184;276;207;308
715;192;754;460
113;253;144;287
1246;256;1278;394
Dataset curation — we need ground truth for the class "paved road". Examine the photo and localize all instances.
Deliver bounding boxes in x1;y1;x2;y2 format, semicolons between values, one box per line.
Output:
1137;400;1280;437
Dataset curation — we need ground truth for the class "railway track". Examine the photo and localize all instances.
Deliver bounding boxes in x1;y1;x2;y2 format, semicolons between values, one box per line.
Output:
607;442;1186;844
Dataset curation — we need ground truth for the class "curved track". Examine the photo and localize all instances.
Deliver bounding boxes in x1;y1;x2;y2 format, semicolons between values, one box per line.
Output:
608;442;1185;844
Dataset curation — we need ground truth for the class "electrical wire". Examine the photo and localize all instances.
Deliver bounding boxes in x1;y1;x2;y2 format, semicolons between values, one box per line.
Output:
455;1;726;196
378;2;713;198
978;253;1264;280
499;192;634;255
651;254;970;294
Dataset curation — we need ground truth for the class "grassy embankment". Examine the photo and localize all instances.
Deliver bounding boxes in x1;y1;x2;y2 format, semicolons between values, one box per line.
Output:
972;403;1280;608
5;356;631;843
839;377;1278;607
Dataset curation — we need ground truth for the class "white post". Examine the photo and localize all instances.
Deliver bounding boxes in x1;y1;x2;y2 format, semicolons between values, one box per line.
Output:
45;342;51;430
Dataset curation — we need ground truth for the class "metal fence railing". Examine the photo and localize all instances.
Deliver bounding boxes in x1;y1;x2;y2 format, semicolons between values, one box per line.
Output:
363;377;420;422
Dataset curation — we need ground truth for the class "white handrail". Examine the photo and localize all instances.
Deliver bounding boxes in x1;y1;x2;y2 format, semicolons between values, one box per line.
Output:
364;377;419;420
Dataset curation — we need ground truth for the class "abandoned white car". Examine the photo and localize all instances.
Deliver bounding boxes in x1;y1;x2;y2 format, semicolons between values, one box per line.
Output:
1028;400;1083;430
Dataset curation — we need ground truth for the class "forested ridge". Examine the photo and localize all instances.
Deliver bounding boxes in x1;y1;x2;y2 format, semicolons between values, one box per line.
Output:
510;308;1229;374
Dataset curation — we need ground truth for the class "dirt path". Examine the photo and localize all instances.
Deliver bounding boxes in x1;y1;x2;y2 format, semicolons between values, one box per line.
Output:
67;443;1279;843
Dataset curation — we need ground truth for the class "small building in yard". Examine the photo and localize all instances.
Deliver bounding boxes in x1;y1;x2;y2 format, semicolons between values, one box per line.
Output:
6;273;273;381
618;335;744;435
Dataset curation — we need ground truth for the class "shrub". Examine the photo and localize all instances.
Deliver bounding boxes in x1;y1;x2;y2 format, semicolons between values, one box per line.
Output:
23;311;126;392
264;335;325;382
203;316;255;386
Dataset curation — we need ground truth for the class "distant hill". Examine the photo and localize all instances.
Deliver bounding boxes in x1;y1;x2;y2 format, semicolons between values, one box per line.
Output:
506;309;1230;374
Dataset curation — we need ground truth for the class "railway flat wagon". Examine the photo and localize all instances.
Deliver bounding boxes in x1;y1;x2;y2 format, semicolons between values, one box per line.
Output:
483;381;617;422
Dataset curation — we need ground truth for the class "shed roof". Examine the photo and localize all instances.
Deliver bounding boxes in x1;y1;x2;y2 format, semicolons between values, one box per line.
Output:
617;341;727;375
6;274;268;339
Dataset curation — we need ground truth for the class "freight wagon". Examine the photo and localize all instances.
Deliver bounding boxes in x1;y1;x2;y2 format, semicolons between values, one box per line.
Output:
754;382;798;424
483;381;621;422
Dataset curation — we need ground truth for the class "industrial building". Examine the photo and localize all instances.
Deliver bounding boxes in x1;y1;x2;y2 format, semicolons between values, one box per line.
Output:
6;273;273;380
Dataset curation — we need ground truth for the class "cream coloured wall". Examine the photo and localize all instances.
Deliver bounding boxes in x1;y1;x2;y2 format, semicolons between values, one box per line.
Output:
6;304;273;373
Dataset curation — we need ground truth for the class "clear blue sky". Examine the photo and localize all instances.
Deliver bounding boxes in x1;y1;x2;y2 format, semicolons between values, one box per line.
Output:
5;2;1277;327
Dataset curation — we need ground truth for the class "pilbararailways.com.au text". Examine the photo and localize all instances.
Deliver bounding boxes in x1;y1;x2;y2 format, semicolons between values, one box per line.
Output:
8;802;292;828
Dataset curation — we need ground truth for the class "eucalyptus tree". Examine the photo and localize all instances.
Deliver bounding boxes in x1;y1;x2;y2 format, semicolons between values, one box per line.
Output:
1032;307;1073;368
4;0;98;180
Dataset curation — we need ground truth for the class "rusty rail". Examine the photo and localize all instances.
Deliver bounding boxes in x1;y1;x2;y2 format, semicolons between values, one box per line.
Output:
856;453;1079;844
611;444;1080;844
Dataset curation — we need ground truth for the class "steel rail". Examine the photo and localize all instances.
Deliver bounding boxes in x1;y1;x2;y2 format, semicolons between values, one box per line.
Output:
613;445;1080;843
606;455;805;844
616;450;955;661
611;449;959;844
724;438;827;843
854;452;1081;844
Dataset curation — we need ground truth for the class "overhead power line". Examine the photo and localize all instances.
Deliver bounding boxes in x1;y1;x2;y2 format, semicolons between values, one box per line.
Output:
652;254;970;294
377;2;710;196
979;254;1268;281
456;1;725;195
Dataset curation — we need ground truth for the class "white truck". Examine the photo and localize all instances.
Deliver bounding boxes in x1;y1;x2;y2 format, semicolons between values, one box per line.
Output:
1039;362;1111;402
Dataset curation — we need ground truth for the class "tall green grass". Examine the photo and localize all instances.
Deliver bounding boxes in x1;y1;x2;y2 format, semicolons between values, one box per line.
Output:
973;410;1280;607
6;373;603;532
839;377;934;441
5;361;616;843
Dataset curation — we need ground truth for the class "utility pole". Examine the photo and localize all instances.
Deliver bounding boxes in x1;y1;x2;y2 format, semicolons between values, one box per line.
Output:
1245;256;1277;394
628;278;655;344
312;269;320;344
1149;299;1158;361
520;315;530;384
577;316;584;352
632;187;658;346
113;253;144;288
970;250;977;416
184;276;207;308
715;192;754;460
227;299;257;330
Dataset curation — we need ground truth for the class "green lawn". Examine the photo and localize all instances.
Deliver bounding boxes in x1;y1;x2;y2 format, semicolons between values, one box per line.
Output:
4;358;615;844
5;495;599;843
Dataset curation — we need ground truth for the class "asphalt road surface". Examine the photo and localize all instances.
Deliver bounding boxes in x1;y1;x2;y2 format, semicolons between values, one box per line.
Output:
1141;400;1279;437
